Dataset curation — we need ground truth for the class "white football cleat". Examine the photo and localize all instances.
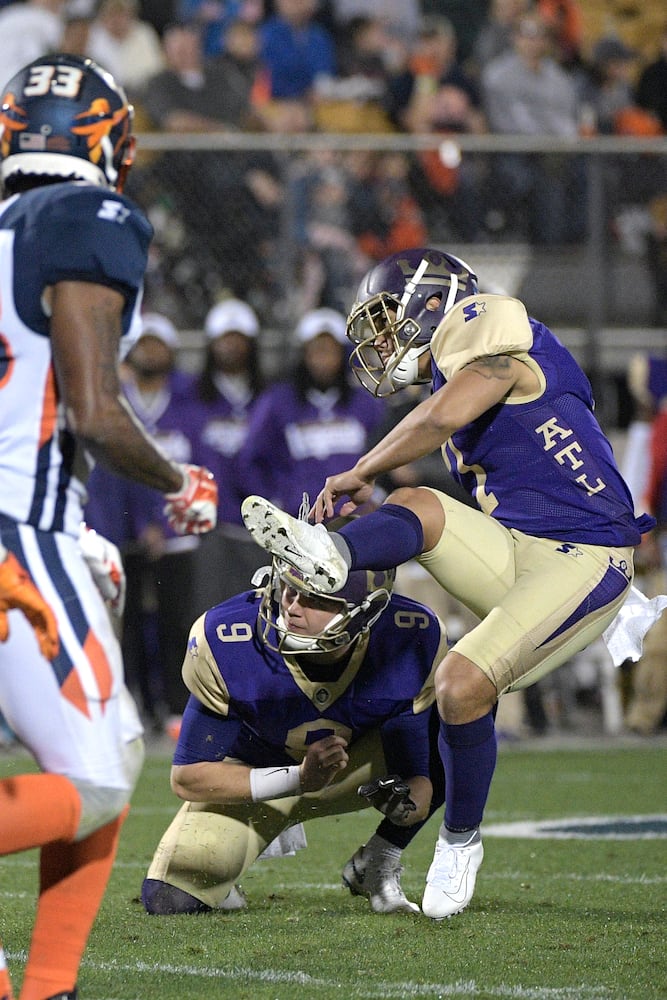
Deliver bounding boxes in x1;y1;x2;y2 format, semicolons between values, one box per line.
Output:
241;495;348;594
422;825;483;919
342;844;420;915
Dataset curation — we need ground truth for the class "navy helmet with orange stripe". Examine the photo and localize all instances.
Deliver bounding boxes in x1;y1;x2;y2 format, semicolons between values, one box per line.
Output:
0;53;135;195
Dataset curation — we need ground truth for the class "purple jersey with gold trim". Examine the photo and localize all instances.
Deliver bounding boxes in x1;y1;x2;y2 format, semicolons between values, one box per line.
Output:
430;294;653;546
174;588;447;778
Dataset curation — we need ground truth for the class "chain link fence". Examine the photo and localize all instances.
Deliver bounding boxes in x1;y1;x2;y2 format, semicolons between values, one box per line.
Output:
126;131;667;428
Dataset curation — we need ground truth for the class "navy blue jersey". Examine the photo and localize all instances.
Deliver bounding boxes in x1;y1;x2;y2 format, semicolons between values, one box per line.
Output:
1;182;151;338
0;182;152;534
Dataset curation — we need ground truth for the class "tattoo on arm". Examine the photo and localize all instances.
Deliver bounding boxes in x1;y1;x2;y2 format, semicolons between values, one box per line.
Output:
466;354;515;382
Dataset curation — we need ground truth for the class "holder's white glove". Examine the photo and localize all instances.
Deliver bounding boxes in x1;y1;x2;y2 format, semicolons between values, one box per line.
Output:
79;524;126;618
164;463;218;535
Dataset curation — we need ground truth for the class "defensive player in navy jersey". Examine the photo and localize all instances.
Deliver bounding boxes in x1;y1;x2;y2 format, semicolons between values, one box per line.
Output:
0;55;218;1000
241;247;663;921
142;543;447;917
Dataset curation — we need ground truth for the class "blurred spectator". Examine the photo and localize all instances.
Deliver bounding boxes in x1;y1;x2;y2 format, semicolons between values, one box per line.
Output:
347;150;428;261
189;298;265;525
399;15;484;133
0;0;66;85
176;0;264;56
259;0;336;103
313;15;407;133
398;14;488;242
536;0;583;70
138;21;283;306
140;20;258;131
480;10;586;244
289;151;369;314
290;146;425;312
636;23;667;132
625;395;667;735
239;308;386;516
85;314;203;731
579;36;642;135
469;0;529;77
578;37;663;262
87;0;166;93
482;11;580;132
304;162;358;310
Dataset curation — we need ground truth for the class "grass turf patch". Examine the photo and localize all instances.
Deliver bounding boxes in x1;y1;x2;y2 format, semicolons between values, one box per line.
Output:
1;743;665;999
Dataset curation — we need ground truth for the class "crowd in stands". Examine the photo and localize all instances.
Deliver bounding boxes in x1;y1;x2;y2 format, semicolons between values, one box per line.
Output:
1;2;665;143
0;0;664;741
1;1;664;323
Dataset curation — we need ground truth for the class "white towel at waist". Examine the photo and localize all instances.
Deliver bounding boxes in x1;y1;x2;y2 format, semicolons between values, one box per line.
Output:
602;585;667;667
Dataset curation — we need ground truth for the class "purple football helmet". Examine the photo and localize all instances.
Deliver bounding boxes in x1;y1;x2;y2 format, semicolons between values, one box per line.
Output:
257;558;395;658
347;248;478;396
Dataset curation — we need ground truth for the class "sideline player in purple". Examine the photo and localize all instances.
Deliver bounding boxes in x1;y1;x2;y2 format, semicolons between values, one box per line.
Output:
142;527;447;917
188;298;265;526
241;247;659;921
239;308;386;517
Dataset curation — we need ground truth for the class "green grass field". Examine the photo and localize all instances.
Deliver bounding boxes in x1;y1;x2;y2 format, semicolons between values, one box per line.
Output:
1;740;665;1000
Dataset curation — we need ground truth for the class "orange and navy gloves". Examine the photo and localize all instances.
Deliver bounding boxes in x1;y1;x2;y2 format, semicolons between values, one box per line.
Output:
79;523;126;618
0;548;59;660
164;463;218;535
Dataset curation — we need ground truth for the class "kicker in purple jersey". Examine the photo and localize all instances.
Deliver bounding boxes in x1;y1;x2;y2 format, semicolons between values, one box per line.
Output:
432;318;653;546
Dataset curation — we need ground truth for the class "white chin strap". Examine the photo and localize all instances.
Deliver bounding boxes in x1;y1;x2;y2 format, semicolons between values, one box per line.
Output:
276;612;345;653
387;344;431;389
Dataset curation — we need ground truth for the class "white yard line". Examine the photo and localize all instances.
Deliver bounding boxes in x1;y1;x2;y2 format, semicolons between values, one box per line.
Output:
0;953;622;1000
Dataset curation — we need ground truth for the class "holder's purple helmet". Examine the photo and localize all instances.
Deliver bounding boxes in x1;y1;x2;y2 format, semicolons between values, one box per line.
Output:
257;560;395;657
